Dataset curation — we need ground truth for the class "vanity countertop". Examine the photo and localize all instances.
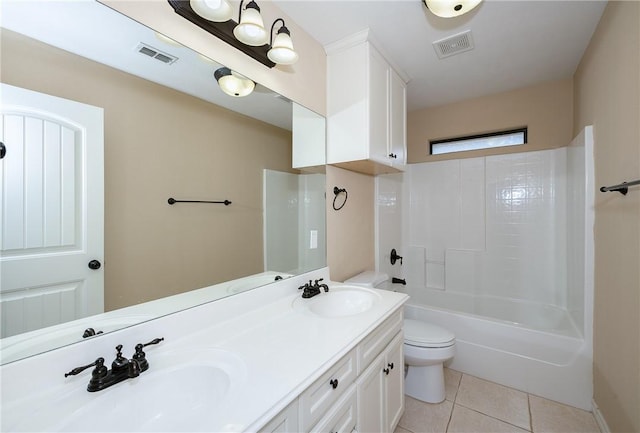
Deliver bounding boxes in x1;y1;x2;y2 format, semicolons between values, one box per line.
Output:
0;268;408;432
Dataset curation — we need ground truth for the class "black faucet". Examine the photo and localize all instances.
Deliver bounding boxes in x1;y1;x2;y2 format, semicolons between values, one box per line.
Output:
64;338;164;392
298;278;329;298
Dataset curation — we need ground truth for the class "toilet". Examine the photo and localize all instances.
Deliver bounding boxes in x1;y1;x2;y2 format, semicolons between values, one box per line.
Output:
344;271;456;403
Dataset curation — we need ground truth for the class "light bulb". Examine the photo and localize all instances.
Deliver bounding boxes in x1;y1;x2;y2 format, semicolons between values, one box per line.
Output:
190;0;233;22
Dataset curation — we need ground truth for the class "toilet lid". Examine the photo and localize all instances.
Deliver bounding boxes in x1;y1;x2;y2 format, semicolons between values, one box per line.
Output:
404;319;455;348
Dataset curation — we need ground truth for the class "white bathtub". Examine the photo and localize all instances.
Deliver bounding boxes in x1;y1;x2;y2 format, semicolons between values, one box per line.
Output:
396;286;592;411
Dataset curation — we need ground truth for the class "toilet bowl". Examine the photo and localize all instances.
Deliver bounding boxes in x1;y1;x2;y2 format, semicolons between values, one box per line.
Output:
344;271;456;404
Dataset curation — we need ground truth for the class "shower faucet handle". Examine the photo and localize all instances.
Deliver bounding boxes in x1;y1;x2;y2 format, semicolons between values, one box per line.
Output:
390;249;403;265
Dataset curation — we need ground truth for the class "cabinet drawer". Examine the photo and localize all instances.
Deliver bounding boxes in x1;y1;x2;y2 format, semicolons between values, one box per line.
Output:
357;310;403;375
309;384;356;433
299;349;357;432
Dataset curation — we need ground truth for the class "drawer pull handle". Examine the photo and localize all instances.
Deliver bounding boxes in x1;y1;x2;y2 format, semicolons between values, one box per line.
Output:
388;362;394;370
383;367;390;375
329;378;339;389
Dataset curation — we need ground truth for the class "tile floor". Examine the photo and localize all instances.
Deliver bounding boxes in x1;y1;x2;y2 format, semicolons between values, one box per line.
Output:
394;369;601;433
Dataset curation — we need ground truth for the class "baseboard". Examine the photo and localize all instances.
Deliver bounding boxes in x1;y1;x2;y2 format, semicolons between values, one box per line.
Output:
592;399;611;433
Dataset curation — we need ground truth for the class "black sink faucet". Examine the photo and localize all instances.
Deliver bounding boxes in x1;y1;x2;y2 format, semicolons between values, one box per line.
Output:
298;278;329;298
64;338;164;392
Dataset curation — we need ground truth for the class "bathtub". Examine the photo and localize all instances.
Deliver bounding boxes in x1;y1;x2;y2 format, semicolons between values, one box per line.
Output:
395;285;593;411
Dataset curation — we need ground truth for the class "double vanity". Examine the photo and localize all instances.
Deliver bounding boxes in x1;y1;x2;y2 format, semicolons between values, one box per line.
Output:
0;268;408;432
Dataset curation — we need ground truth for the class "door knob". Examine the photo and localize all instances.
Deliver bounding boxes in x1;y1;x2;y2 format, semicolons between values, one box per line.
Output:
88;260;102;270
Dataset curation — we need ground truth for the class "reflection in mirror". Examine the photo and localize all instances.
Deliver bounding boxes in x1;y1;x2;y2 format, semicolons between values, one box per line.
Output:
0;0;326;364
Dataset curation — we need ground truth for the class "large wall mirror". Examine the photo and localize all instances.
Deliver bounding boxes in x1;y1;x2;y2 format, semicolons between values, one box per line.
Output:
0;0;326;364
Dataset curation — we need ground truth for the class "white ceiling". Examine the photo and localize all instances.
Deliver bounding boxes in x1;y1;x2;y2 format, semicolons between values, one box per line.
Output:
1;0;607;122
274;0;607;111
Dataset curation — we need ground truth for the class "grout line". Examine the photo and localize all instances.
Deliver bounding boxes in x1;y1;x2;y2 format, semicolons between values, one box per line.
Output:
454;402;532;432
528;393;534;432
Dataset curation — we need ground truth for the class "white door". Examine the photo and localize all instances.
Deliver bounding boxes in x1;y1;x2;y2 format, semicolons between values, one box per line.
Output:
0;83;104;338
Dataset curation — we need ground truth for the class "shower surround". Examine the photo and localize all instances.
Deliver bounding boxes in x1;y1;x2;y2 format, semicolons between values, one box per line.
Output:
376;127;594;409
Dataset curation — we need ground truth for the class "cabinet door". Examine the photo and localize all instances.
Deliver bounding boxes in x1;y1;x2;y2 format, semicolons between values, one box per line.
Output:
259;399;299;433
385;333;405;432
356;356;385;433
389;70;406;166
368;44;389;163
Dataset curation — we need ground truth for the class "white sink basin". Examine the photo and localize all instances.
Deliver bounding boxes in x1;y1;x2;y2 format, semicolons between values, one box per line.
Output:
6;348;246;432
293;285;381;318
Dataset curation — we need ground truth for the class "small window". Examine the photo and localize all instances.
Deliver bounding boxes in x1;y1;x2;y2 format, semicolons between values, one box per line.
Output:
430;128;527;155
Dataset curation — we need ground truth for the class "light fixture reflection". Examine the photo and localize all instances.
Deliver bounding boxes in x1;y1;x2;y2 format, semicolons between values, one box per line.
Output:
423;0;482;18
214;67;255;97
234;0;268;46
267;19;298;65
190;0;233;22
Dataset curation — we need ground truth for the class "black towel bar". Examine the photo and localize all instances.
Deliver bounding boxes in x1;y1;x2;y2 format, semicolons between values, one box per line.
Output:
168;198;231;205
599;179;640;195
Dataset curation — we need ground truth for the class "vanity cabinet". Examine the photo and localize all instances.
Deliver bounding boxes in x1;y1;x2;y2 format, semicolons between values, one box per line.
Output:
326;33;407;176
265;309;404;433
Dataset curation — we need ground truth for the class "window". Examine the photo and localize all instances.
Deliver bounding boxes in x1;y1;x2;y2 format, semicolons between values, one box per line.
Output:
430;128;527;155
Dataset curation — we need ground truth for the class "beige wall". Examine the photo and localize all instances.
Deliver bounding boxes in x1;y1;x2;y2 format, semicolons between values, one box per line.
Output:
407;78;573;163
101;0;327;116
1;29;294;311
326;166;375;282
573;2;640;432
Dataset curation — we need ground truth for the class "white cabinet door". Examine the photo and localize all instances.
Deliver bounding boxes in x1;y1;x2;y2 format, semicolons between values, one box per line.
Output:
357;331;405;433
0;84;104;338
356;355;385;433
389;69;407;167
368;45;389;164
385;333;405;432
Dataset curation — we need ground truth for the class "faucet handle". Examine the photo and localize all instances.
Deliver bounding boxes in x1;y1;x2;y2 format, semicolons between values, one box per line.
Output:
314;278;324;286
64;357;105;377
132;337;164;372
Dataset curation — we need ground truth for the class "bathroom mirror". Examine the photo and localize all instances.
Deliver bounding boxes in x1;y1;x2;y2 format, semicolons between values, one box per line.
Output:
0;0;326;364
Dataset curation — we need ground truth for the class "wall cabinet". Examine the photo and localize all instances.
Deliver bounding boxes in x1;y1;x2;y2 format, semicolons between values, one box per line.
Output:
326;33;407;176
262;309;404;433
292;102;326;170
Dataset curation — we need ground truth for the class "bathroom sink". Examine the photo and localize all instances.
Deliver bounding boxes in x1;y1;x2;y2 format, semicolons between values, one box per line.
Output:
293;285;382;318
7;348;247;432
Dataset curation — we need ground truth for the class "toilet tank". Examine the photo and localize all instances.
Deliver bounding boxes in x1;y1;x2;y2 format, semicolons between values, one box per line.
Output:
344;271;389;288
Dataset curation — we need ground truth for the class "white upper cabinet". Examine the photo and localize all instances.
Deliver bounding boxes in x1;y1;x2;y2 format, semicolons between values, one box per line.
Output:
292;103;326;170
326;31;407;175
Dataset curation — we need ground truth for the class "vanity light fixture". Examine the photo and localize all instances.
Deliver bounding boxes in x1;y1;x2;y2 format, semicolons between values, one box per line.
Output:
214;67;255;97
267;19;299;65
423;0;482;18
189;0;233;22
168;0;298;67
234;0;269;46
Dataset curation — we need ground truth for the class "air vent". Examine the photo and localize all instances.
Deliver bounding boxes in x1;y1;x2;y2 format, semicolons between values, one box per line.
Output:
135;43;178;65
433;30;475;59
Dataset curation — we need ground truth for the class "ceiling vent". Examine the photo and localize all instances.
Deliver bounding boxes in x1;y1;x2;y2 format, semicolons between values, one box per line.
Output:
135;43;178;65
433;30;474;59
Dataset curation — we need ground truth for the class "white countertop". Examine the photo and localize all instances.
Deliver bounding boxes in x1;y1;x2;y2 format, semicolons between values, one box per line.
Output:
0;268;408;432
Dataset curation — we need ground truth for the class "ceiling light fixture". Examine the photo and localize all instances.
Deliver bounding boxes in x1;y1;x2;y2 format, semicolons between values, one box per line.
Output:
168;0;298;68
214;67;255;97
423;0;482;18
